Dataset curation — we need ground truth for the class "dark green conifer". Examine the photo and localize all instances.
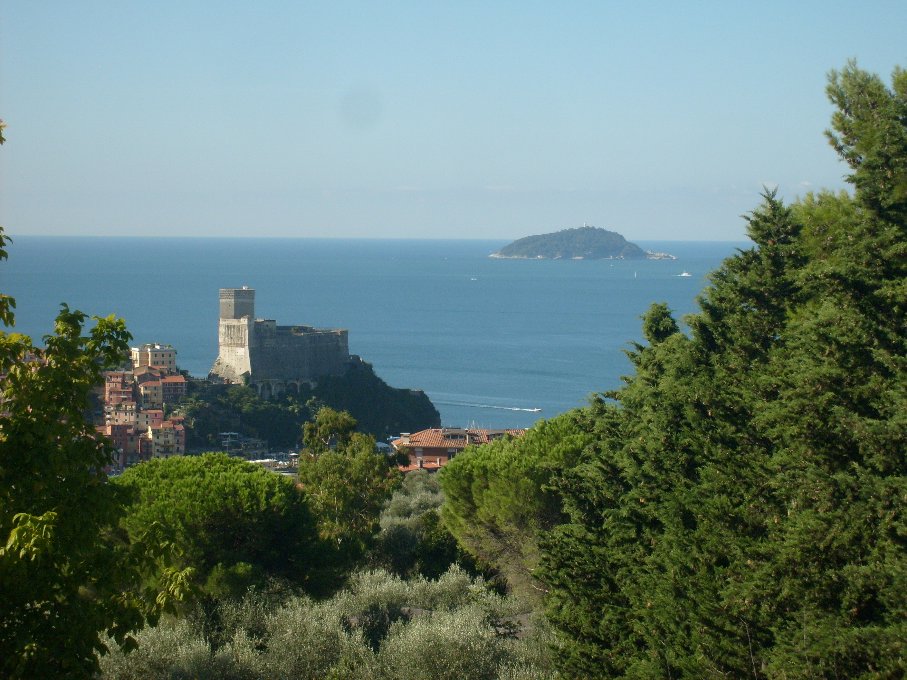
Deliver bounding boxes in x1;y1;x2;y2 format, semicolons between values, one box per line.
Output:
538;62;906;678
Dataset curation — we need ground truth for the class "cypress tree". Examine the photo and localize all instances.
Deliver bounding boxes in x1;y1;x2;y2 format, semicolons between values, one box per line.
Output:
540;63;906;678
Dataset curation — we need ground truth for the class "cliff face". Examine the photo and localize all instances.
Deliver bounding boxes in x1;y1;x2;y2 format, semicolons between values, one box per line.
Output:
491;226;647;259
187;360;441;448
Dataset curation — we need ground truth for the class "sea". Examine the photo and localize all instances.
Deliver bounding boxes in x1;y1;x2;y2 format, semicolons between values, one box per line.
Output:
1;237;747;430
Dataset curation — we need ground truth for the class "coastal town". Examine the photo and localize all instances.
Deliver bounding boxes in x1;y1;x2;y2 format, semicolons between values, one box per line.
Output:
95;343;188;467
94;341;524;473
94;286;526;473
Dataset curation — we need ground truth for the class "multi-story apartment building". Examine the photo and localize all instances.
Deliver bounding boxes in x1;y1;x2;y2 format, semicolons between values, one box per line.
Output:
161;374;188;404
148;420;186;458
104;402;137;426
131;343;178;374
138;380;163;409
104;371;135;404
98;422;152;468
136;408;163;430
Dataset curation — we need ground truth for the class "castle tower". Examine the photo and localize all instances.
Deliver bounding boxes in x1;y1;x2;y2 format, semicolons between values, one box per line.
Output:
209;287;256;382
219;286;255;320
209;286;350;391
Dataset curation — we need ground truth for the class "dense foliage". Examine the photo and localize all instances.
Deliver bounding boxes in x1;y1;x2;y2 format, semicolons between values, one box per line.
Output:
371;470;476;579
180;359;440;449
98;566;558;680
297;408;403;582
534;62;907;678
439;412;594;599
116;454;319;598
180;382;305;449
493;225;646;259
0;227;186;678
302;405;359;454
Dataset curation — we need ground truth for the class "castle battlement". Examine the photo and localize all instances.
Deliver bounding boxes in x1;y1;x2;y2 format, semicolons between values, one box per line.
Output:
209;288;350;397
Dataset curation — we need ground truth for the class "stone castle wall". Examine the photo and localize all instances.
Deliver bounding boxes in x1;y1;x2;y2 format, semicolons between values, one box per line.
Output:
210;317;254;382
250;323;349;382
209;288;349;390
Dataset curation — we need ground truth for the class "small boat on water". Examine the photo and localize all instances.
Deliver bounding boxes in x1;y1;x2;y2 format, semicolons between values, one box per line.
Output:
678;271;692;277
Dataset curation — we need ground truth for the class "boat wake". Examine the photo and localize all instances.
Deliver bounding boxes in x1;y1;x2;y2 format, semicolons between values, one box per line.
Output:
436;400;542;413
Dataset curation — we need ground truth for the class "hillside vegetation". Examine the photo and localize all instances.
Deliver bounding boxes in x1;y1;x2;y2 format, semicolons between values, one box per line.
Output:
180;359;440;449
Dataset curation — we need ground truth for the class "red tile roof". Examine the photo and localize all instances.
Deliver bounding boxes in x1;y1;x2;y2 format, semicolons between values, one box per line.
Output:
391;427;526;451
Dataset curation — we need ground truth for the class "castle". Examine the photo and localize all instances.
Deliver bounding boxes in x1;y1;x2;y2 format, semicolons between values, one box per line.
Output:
209;287;350;398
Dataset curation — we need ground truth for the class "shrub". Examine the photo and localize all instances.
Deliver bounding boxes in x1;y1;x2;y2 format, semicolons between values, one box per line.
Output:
376;604;507;680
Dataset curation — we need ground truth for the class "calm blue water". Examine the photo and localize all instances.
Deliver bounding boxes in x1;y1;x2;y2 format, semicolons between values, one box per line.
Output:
1;237;745;429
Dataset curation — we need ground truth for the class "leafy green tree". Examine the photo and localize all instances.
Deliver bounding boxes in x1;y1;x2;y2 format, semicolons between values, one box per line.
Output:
439;411;594;600
540;63;907;678
371;470;475;579
297;417;401;578
303;405;359;454
0;227;185;678
116;453;319;598
640;301;679;344
179;383;310;449
826;60;907;225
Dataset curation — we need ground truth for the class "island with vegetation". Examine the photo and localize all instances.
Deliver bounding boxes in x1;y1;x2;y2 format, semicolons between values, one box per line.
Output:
490;225;675;260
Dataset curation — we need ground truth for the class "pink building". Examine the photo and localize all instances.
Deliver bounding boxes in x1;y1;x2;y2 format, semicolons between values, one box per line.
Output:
161;374;188;405
104;371;135;405
97;423;151;468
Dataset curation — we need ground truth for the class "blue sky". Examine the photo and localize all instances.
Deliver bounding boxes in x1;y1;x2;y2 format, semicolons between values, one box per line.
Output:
1;1;904;240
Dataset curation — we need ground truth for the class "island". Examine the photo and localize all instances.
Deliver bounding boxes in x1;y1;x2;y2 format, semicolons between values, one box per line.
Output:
490;225;675;260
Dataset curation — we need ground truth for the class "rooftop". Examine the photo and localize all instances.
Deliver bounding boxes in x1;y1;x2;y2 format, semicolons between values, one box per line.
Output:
392;427;526;450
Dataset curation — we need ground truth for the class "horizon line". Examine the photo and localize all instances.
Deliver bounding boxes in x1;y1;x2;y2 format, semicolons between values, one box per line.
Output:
6;233;752;244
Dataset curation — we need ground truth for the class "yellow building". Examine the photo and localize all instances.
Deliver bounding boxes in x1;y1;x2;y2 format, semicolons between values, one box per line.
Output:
131;343;178;374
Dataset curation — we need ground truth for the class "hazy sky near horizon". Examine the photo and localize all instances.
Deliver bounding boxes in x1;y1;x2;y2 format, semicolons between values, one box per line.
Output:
1;2;905;241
